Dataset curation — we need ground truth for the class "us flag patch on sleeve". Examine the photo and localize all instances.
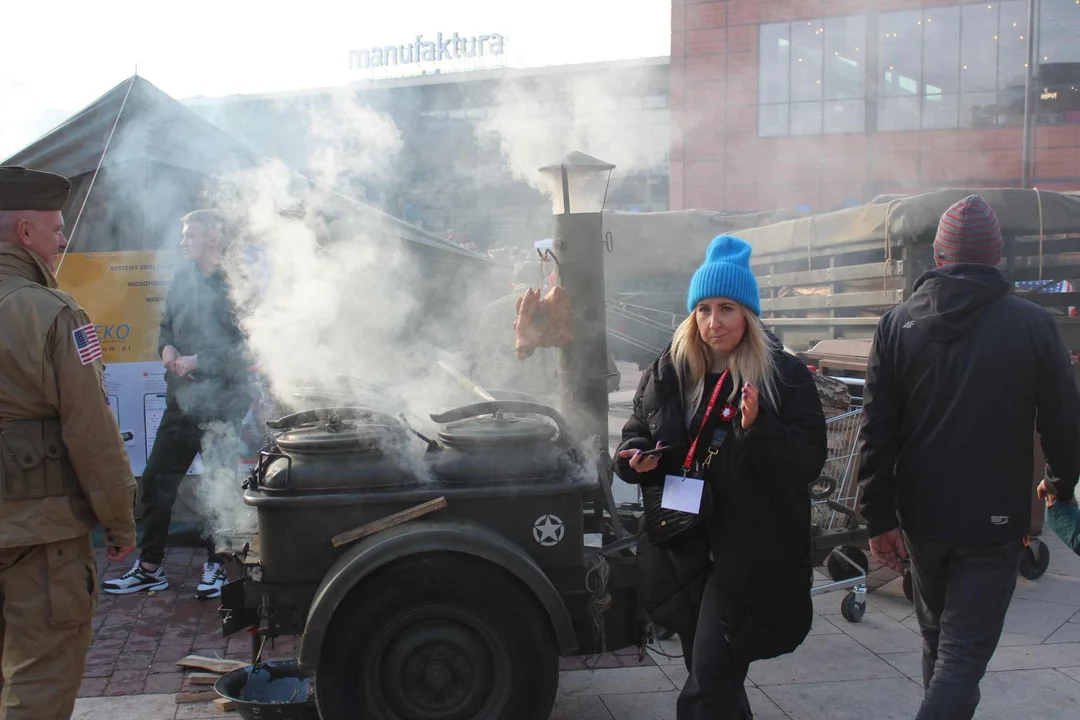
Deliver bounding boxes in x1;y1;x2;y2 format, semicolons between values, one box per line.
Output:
72;323;102;365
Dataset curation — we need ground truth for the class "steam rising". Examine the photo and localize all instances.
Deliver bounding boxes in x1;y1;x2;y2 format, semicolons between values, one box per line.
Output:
183;72;658;539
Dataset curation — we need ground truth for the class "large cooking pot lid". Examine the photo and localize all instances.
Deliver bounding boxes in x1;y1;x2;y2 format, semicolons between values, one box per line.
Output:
438;415;557;449
276;419;404;453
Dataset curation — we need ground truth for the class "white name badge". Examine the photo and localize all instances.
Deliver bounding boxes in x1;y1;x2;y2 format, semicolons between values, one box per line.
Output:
661;474;704;515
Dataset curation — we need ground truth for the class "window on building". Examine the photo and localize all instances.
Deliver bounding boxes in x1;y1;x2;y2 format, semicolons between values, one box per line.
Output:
874;2;1028;131
1038;0;1080;124
758;16;867;136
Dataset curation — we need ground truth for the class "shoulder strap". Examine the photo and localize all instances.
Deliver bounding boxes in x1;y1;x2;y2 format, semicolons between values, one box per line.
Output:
0;277;33;307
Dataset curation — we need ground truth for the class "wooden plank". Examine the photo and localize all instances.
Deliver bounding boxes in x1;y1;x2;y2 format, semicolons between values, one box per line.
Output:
763;317;882;326
749;240;892;266
332;497;448;548
757;261;903;289
760;290;904;312
175;691;219;703
213;697;236;712
176;656;249;674
187;673;221;686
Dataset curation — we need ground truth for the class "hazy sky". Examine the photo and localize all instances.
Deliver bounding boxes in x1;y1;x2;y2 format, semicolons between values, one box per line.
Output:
0;0;671;158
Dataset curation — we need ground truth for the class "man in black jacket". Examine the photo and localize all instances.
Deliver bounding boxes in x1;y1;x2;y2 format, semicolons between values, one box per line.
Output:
103;209;253;600
858;195;1080;720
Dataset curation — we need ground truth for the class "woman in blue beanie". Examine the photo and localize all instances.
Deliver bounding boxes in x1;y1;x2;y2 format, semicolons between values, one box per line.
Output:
616;235;827;720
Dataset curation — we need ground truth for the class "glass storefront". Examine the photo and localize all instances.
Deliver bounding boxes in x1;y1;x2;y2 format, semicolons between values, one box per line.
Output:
758;1;1080;135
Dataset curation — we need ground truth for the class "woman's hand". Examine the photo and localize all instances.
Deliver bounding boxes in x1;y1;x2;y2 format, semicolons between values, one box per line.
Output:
618;442;664;474
741;383;759;429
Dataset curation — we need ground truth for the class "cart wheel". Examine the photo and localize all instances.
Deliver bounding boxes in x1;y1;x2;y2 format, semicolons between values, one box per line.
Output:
652;625;676;642
809;474;838;501
840;592;866;623
1018;539;1050;580
826;546;869;582
902;569;914;604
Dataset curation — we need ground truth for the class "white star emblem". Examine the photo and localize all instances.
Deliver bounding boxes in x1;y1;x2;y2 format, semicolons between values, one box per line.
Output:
532;514;565;546
721;406;734;421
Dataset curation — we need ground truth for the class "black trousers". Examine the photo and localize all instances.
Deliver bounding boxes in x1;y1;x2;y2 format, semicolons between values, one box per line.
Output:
139;408;240;566
905;532;1025;720
677;567;753;720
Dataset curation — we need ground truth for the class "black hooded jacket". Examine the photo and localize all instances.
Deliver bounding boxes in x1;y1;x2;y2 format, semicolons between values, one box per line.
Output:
858;263;1080;543
616;345;826;666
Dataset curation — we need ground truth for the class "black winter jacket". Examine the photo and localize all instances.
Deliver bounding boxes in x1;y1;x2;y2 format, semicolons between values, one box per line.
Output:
158;263;253;421
858;264;1080;543
616;346;827;666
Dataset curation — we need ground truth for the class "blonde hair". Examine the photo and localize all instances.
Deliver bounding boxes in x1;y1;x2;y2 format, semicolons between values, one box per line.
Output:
670;303;779;422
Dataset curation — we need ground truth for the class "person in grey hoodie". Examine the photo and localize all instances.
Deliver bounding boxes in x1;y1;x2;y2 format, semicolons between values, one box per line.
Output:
857;195;1080;720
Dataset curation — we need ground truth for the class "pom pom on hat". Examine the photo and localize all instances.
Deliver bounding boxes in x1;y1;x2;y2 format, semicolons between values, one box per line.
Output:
687;235;761;315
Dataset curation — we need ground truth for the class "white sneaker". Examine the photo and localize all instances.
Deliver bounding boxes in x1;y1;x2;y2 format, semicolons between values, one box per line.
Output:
102;560;169;594
196;561;226;600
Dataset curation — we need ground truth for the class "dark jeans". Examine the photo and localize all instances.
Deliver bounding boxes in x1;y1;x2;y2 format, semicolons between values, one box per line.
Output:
139;408;240;566
677;568;753;720
905;532;1024;720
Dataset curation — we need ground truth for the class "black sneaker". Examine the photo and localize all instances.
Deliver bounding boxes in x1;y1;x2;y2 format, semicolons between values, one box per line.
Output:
196;561;226;600
102;560;169;594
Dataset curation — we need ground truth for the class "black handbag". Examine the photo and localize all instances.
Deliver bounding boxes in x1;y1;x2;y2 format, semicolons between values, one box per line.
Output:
641;480;713;548
640;369;730;549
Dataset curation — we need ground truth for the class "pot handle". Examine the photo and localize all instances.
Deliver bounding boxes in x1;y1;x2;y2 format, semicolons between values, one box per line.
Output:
429;401;571;439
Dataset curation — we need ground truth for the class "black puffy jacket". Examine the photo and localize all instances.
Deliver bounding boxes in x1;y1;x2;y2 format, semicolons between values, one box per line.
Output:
858;263;1080;543
616;346;826;666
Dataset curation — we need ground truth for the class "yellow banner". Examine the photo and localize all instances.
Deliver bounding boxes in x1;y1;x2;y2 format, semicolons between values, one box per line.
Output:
57;251;183;364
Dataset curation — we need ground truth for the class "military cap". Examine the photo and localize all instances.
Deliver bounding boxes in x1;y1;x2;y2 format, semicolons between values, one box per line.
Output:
0;166;72;211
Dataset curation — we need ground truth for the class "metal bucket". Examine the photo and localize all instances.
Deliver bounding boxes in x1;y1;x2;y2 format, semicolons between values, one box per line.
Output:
214;660;319;720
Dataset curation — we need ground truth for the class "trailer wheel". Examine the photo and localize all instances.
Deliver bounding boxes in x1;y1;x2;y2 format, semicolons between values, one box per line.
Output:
316;554;559;720
1018;539;1050;580
826;546;869;582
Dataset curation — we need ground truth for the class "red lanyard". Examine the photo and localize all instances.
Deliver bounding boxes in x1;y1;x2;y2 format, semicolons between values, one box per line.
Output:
683;369;730;474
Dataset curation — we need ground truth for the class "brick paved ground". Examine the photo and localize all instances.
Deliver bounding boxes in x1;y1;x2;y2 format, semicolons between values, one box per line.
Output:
80;545;896;698
79;548;296;699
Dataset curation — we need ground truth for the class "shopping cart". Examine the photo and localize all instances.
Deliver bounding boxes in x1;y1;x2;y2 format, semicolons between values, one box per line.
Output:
809;408;871;622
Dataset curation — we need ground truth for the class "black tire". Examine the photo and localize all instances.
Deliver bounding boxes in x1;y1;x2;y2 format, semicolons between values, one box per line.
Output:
1018;540;1051;580
826;546;869;582
316;553;560;720
840;593;865;623
809;474;838;501
902;569;914;604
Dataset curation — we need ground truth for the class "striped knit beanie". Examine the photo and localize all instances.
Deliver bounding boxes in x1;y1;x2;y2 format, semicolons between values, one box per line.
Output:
933;195;1003;266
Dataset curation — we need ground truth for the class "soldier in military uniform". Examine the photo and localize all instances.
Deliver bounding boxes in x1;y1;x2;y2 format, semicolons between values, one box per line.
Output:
0;166;137;719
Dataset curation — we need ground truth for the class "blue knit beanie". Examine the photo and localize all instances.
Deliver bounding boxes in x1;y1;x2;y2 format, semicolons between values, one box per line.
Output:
687;235;761;315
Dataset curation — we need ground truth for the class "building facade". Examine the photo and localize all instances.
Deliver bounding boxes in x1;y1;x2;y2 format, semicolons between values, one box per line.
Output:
669;0;1080;213
188;58;669;250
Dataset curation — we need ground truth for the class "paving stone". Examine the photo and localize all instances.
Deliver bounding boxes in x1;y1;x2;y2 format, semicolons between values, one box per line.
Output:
866;589;916;623
600;688;679;720
877;651;923;683
1046;622;1080;644
76;677;108;699
659;663;687;689
600;687;788;720
971;668;1080;719
1060;667;1080;682
550;696;614;720
72;693;177;720
558;666;675;697
806;613;842;636
1002;597;1080;640
987;642;1080;671
103;669;149;696
822;609;923;654
142;672;184;694
1012;573;1080;608
762;677;923;719
175;700;232;718
750;634;903;686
